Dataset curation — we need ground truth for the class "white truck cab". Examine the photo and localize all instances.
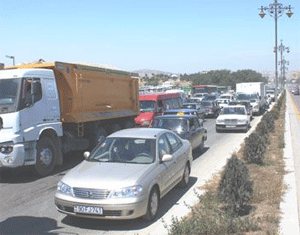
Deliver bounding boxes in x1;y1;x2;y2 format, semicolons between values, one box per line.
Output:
0;69;63;175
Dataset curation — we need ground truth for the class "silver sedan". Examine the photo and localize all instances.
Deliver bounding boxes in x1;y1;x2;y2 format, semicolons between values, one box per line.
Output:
55;128;193;221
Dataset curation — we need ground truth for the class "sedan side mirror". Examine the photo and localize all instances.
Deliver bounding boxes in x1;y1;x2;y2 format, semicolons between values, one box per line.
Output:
161;154;173;162
83;151;90;159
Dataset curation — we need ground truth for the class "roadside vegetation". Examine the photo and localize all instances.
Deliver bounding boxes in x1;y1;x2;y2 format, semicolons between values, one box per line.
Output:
143;69;267;90
166;92;286;235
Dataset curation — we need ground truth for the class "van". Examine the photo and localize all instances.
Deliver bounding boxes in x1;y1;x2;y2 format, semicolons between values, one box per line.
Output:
134;93;183;127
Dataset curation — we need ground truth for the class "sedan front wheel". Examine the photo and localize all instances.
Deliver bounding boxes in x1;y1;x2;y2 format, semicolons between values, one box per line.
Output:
144;187;160;221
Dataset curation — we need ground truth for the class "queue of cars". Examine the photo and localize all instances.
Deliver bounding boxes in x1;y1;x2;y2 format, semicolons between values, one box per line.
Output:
54;88;268;222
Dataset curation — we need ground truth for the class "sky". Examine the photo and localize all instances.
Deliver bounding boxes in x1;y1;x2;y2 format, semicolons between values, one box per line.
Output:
1;0;299;75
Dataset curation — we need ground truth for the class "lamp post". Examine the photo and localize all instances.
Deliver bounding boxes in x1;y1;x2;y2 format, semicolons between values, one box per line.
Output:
278;40;290;89
259;1;293;100
279;57;289;88
5;55;15;66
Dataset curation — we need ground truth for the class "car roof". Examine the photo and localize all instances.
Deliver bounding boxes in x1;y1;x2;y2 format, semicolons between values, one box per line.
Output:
108;128;169;139
155;114;198;119
164;109;197;112
223;105;245;109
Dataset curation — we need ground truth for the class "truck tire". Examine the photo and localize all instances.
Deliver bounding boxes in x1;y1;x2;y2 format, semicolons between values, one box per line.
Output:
34;137;57;177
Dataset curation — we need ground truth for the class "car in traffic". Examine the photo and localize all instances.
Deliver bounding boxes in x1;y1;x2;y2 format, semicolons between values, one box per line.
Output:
204;94;218;101
151;114;207;151
191;93;208;101
200;100;221;118
182;102;206;120
216;98;229;109
228;100;253;120
55;128;193;221
163;108;205;121
216;105;250;133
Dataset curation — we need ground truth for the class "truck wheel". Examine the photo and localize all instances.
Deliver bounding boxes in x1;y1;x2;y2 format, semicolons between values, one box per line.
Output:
34;137;57;177
144;187;160;221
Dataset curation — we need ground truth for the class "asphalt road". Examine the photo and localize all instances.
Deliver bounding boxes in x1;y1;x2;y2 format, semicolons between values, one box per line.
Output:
0;115;263;235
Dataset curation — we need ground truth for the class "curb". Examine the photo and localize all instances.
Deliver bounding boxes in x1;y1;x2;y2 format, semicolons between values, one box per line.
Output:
279;92;300;235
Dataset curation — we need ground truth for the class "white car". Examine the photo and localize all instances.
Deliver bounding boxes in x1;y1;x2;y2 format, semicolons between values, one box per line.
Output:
55;128;193;221
216;105;250;133
216;98;230;109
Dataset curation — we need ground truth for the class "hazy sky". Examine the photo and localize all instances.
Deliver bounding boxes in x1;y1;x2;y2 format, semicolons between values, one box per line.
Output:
1;0;299;74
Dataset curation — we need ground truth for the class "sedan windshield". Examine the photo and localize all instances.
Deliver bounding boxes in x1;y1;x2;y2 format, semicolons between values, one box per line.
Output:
0;78;21;113
200;101;212;107
140;100;156;112
221;107;246;115
152;118;189;132
183;104;197;109
88;137;156;164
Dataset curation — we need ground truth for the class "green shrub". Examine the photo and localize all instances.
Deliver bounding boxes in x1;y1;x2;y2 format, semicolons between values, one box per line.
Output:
262;111;275;131
244;132;266;165
218;155;253;216
255;120;270;144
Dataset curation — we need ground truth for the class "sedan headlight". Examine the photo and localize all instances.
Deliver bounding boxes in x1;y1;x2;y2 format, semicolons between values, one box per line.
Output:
237;119;247;124
109;185;143;198
216;119;225;124
57;181;74;196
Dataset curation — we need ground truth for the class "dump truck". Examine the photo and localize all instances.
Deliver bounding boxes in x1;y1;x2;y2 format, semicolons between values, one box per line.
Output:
0;61;139;176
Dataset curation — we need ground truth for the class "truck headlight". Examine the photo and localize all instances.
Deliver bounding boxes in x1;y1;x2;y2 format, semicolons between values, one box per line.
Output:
109;185;143;198
57;181;74;196
0;142;14;154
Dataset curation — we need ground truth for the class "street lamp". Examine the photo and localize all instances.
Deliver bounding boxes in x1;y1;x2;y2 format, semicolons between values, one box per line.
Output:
279;57;289;87
258;1;293;100
278;39;290;89
5;55;15;66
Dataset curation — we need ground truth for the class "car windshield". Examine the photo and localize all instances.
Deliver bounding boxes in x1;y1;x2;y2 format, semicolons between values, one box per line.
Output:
88;137;156;164
217;99;228;104
183;104;197;109
221;107;246;115
206;96;216;100
152;118;189;132
220;95;231;99
0;78;21;114
236;93;251;100
201;101;212;107
140;100;155;112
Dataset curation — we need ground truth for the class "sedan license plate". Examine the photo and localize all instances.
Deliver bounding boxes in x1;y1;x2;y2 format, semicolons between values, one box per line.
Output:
226;125;236;128
74;205;103;214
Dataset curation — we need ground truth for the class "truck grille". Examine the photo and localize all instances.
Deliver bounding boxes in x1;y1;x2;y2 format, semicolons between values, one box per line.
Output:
73;187;110;199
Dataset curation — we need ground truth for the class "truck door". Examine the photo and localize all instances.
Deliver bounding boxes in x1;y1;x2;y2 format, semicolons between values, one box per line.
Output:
19;78;44;142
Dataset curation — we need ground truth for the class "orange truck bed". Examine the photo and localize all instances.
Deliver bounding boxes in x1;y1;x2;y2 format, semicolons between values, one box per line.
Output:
8;61;140;123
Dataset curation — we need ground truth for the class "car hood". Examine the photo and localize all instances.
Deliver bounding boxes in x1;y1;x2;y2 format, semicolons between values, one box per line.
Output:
62;161;154;189
217;114;248;120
